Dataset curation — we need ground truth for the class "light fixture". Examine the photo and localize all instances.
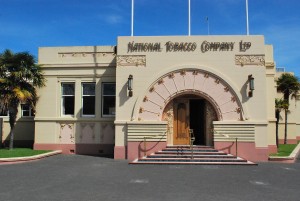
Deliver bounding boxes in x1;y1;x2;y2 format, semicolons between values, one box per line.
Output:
128;74;133;97
248;74;254;97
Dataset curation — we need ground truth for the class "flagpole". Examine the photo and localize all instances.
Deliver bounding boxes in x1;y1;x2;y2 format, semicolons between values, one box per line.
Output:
188;0;191;36
131;0;134;36
246;0;249;35
206;17;210;35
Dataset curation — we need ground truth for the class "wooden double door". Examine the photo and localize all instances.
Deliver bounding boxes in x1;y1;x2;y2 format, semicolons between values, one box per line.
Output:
173;98;206;145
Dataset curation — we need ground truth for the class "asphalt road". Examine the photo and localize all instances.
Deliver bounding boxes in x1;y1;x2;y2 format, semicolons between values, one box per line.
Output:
0;155;299;201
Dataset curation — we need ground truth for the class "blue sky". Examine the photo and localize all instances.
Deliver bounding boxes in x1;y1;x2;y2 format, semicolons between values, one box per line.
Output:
0;0;299;76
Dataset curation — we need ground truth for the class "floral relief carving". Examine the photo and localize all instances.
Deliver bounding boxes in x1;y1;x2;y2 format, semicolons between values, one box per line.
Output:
192;70;199;75
143;96;148;102
158;79;164;84
59;123;74;144
149;86;155;92
116;55;146;67
235;55;265;66
168;73;175;78
224;86;229;92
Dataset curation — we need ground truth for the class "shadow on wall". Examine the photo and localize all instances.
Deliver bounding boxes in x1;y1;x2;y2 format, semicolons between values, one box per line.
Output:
240;79;250;104
3;118;35;148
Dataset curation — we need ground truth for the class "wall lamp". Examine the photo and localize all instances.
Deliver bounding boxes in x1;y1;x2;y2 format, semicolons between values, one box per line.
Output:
248;74;254;97
128;74;133;97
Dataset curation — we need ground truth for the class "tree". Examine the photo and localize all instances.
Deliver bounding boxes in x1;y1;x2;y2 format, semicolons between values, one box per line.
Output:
275;98;288;147
276;73;300;144
0;49;45;149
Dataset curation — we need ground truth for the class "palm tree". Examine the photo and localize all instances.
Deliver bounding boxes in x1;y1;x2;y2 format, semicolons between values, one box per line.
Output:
275;98;288;147
0;49;45;149
276;73;300;144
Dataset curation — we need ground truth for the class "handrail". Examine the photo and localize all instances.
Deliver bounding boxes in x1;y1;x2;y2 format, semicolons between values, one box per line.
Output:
189;129;195;159
220;133;238;158
143;132;167;157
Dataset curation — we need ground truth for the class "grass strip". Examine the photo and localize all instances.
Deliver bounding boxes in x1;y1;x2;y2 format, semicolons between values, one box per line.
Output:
270;144;298;157
0;148;51;158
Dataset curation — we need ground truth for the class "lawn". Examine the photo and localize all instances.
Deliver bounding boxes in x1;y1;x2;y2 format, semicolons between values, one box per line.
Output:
270;143;298;157
0;148;51;158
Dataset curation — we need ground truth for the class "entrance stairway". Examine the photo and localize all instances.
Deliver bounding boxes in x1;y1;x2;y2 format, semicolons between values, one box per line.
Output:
130;145;256;165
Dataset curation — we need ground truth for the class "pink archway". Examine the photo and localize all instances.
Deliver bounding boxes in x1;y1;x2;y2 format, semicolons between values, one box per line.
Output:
138;69;243;121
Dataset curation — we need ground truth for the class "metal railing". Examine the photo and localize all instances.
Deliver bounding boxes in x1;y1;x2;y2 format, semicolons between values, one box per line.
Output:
143;132;167;157
221;134;238;158
189;129;195;159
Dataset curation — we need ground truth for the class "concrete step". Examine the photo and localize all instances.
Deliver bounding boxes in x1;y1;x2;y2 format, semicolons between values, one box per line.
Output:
137;157;248;163
130;145;256;165
147;154;236;159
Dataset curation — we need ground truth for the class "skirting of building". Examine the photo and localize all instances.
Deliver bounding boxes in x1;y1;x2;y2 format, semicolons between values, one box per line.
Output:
34;143;114;156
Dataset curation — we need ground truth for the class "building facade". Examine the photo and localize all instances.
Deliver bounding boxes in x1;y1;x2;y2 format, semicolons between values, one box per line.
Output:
1;35;299;162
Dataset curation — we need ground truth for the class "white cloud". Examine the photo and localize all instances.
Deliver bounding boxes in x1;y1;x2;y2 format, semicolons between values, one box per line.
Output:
105;14;124;24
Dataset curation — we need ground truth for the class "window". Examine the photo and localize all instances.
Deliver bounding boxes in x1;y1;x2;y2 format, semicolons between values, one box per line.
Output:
82;83;95;116
0;110;8;117
102;83;116;116
0;103;8;116
21;104;34;117
62;83;75;115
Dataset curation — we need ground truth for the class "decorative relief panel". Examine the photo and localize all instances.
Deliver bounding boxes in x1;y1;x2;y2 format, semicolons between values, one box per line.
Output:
235;55;265;66
58;52;115;58
162;102;174;139
79;123;95;144
116;55;146;67
101;123;115;143
59;123;75;144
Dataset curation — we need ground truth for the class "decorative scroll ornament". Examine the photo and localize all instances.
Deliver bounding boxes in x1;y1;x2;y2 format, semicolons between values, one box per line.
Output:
235;55;265;66
117;55;146;67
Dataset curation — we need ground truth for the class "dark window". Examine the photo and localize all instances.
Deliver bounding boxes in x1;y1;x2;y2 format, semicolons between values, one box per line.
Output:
62;83;75;115
21;104;34;117
102;83;116;116
82;83;95;116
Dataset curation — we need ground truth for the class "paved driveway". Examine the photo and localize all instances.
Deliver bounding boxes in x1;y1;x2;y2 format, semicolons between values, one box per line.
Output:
0;155;300;201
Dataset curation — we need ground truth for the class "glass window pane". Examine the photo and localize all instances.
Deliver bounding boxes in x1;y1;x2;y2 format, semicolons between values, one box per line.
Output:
103;96;115;115
23;111;30;116
62;84;75;95
83;96;95;115
22;104;30;111
103;84;116;95
63;96;74;115
83;83;95;95
0;110;8;116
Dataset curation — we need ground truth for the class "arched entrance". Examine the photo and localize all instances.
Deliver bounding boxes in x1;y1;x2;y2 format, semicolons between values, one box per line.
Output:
137;68;244;146
162;94;218;146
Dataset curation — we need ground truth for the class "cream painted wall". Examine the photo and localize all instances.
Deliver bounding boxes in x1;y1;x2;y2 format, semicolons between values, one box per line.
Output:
116;36;268;122
35;46;116;147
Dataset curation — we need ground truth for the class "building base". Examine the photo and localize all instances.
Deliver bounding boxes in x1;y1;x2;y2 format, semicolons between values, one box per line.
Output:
214;142;272;162
34;143;114;156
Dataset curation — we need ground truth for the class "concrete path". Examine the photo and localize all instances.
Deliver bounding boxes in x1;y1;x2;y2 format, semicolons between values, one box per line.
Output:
0;155;300;201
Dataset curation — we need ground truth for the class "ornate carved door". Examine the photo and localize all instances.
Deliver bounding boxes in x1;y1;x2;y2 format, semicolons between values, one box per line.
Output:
173;99;190;145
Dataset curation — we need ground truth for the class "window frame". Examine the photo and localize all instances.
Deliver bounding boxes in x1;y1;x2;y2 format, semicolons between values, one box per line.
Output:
61;82;75;117
21;104;34;117
81;82;96;117
101;82;116;117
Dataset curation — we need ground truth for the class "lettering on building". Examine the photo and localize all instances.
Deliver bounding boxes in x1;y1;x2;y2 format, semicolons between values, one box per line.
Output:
127;40;252;53
128;42;162;52
201;41;235;53
165;41;197;52
239;40;251;52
